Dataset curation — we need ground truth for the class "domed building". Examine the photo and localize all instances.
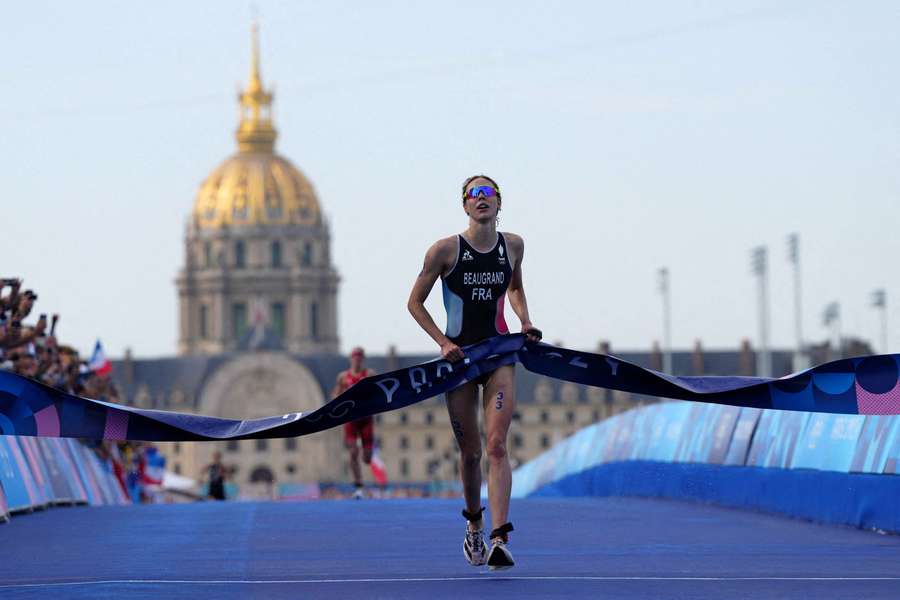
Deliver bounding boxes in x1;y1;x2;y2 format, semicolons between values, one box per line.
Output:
176;25;339;356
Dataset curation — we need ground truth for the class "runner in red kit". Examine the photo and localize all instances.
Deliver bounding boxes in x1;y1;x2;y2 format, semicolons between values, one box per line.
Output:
331;346;375;499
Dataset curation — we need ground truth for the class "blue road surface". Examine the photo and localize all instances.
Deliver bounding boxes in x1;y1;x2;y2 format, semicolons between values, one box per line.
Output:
0;497;899;599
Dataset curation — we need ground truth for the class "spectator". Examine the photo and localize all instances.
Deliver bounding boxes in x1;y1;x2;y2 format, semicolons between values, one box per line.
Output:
202;451;229;501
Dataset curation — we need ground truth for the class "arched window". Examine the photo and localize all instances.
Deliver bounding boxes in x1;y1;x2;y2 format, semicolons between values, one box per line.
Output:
301;242;313;267
249;466;274;484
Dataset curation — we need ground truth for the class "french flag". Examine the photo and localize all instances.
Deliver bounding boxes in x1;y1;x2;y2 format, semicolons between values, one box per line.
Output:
89;340;112;377
370;446;388;487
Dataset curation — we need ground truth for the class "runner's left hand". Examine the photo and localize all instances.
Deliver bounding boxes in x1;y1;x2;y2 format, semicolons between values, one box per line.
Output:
522;323;542;343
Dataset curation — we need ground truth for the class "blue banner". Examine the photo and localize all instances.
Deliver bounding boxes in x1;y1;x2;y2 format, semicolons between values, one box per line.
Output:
2;334;900;442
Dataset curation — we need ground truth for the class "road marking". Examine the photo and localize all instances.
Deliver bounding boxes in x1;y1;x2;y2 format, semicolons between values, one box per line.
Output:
1;576;899;588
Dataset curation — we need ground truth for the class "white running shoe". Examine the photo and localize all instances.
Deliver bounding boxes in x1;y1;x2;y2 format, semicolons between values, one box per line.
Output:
463;526;487;566
353;488;364;500
486;538;515;571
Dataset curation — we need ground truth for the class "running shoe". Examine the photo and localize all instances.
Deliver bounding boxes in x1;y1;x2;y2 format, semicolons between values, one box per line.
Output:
353;488;364;500
463;526;487;566
486;538;515;571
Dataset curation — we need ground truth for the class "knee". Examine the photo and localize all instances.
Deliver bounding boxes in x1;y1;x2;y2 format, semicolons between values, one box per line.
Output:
348;446;360;459
486;436;507;463
460;447;482;467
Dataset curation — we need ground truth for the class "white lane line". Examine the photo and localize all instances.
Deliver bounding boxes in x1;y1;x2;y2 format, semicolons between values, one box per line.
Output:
1;576;899;589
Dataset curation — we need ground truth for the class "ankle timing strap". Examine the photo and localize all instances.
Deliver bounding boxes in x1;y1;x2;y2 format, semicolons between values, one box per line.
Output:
461;507;485;523
490;522;514;542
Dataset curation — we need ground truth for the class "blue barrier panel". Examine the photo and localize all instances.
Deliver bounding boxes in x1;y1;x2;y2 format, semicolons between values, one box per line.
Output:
64;439;104;506
47;438;88;505
32;437;79;504
850;416;899;473
83;448;124;505
647;402;692;462
673;403;710;462
723;407;761;465
706;405;741;464
792;414;865;472
746;410;809;468
0;437;36;513
14;437;52;508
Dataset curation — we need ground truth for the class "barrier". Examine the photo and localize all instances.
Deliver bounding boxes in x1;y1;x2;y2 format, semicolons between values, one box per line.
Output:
512;401;900;532
0;436;131;522
0;437;37;513
0;481;7;522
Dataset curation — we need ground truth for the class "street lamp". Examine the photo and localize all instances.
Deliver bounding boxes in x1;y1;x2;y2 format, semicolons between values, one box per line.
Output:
823;301;841;358
872;289;887;353
657;267;672;374
751;246;771;377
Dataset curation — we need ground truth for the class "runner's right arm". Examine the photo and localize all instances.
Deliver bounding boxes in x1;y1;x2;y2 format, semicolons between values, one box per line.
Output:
407;238;464;362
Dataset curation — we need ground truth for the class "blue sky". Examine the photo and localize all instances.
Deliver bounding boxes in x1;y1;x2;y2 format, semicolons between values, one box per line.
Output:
4;0;899;358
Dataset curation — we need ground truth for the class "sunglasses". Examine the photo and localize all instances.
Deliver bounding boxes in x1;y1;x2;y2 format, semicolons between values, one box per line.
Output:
465;185;498;199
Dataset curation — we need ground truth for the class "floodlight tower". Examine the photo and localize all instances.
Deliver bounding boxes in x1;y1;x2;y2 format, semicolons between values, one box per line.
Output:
751;246;772;377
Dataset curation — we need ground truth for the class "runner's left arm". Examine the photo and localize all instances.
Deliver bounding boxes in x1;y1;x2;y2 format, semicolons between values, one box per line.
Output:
506;234;541;342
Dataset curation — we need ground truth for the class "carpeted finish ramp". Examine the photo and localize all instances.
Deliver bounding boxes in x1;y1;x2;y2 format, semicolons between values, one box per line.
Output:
0;498;899;599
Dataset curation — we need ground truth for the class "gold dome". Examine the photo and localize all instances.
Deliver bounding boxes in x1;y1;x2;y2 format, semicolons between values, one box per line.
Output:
192;24;322;229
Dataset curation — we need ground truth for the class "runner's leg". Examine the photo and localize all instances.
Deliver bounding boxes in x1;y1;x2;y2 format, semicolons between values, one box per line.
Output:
482;365;516;533
446;381;481;516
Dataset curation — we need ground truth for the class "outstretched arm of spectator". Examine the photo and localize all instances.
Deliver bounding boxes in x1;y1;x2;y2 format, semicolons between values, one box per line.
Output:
12;318;47;348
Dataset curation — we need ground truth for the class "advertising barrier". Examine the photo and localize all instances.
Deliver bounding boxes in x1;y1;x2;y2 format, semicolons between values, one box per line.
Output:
512;400;900;532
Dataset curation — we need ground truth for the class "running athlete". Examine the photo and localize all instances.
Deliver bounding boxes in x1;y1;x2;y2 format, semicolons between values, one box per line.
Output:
331;347;375;500
407;174;542;571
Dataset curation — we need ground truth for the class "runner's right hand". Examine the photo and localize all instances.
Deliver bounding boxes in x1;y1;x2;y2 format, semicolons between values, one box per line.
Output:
440;340;465;363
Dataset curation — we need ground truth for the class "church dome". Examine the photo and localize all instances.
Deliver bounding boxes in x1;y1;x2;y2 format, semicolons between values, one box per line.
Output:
192;25;321;230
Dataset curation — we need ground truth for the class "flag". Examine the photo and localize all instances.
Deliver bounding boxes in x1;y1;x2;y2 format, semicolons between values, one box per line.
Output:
89;340;112;377
370;446;388;486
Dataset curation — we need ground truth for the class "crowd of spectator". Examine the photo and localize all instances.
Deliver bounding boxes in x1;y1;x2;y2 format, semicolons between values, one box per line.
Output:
0;277;165;503
0;278;120;400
